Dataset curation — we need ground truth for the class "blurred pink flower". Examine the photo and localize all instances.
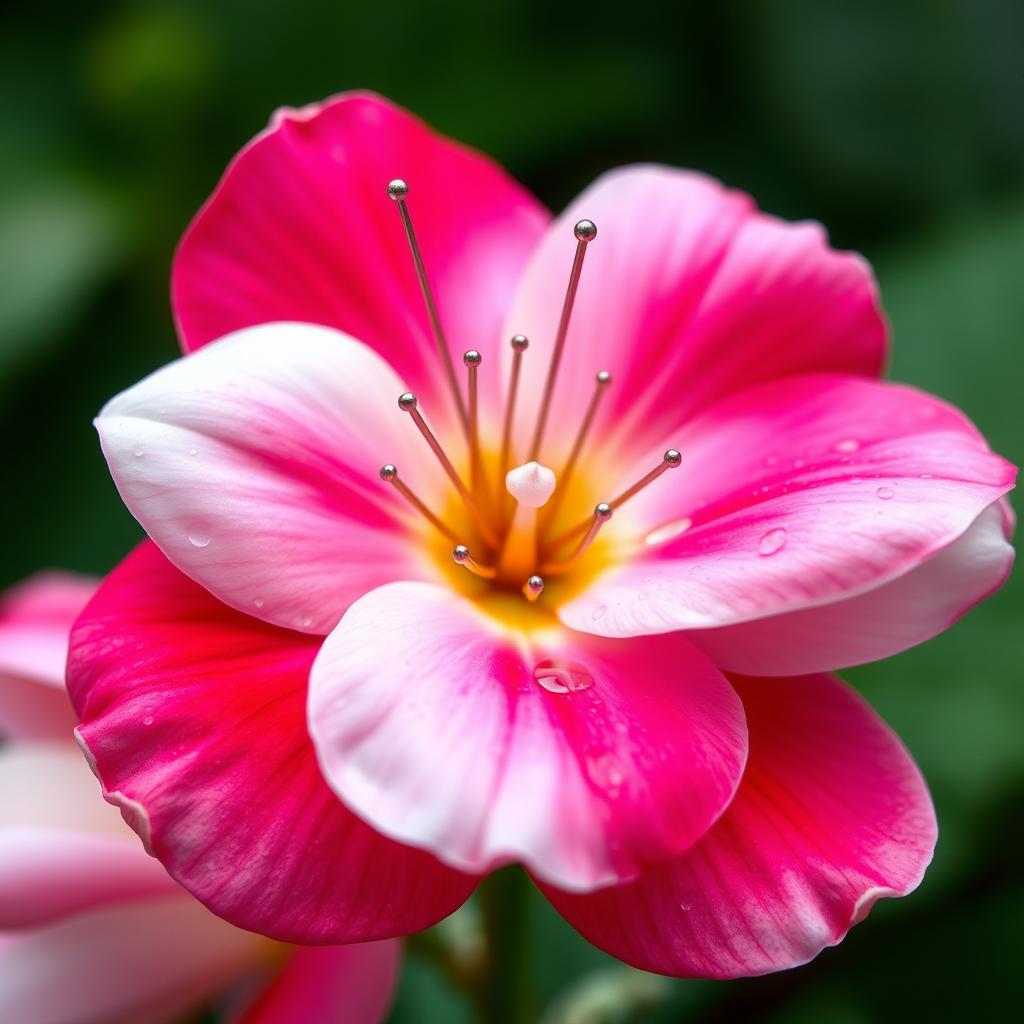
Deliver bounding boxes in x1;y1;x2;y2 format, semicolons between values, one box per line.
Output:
69;93;1015;977
0;574;399;1022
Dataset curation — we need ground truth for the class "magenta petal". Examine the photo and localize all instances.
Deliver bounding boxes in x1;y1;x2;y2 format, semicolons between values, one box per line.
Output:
503;165;887;461
173;91;549;409
68;543;477;943
0;572;97;740
308;582;747;891
543;673;937;979
239;941;400;1024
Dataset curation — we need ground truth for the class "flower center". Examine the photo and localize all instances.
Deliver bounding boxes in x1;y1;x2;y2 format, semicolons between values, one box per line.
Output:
378;178;681;615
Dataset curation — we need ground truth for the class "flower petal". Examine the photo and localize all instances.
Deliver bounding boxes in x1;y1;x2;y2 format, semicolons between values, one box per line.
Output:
239;941;401;1024
308;582;747;892
0;573;96;740
543;673;936;979
173;91;549;414
503;165;887;464
688;502;1014;674
0;743;178;929
68;543;476;943
0;895;268;1023
97;322;445;636
560;376;1015;641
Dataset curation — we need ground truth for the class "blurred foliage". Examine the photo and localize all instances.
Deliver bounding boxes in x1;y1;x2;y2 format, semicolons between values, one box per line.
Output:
1;0;1021;1020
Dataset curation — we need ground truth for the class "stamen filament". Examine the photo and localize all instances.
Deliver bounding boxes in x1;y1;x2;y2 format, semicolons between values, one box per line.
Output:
387;180;469;437
523;575;545;602
528;220;597;462
541;369;611;529
453;545;498;580
379;464;460;543
398;392;499;548
463;350;487;502
499;335;529;493
541;503;612;575
546;449;682;550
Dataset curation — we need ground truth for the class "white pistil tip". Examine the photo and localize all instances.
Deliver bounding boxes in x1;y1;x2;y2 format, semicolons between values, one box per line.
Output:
506;461;556;508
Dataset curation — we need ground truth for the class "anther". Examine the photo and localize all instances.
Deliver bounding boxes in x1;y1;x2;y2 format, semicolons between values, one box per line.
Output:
398;393;499;548
379;464;460;543
542;503;612;575
547;450;682;550
523;575;545;602
453;545;498;580
542;369;612;528
528;220;597;462
387;179;469;437
499;335;529;494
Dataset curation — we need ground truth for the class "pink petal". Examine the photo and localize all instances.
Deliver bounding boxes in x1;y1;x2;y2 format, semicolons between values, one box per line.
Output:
68;543;477;943
308;582;747;892
561;376;1015;642
503;165;887;464
173;91;549;416
97;322;446;636
238;941;401;1024
689;502;1014;674
543;673;937;979
0;744;178;929
0;894;269;1023
0;573;97;740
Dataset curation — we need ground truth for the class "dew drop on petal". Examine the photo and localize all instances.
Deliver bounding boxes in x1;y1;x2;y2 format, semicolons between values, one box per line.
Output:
591;604;607;622
876;486;895;500
187;527;211;548
133;448;144;458
253;598;265;609
758;527;788;556
764;454;780;467
834;437;860;453
585;750;624;796
644;517;692;546
301;616;313;629
189;448;198;457
143;715;153;726
534;658;594;694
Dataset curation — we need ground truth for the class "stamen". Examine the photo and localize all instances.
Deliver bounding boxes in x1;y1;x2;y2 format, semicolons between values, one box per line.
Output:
547;449;682;550
463;350;486;499
453;545;498;580
499;334;529;490
542;503;612;575
542;369;611;528
398;392;499;548
528;220;597;462
387;180;469;437
379;464;460;543
522;575;545;602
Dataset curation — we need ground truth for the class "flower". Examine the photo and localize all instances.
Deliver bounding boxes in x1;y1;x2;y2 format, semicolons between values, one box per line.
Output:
68;92;1015;978
0;573;399;1022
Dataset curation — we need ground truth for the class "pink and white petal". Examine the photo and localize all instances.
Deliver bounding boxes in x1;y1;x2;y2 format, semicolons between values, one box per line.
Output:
561;377;1015;638
308;582;747;892
97;322;445;636
0;676;77;741
173;91;550;417
503;165;886;464
0;744;178;929
238;941;400;1024
543;673;936;979
68;543;477;943
689;502;1014;675
0;894;270;1024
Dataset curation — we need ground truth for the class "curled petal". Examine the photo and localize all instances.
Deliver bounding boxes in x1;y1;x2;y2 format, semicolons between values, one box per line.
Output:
543;673;937;978
308;582;747;892
68;543;477;943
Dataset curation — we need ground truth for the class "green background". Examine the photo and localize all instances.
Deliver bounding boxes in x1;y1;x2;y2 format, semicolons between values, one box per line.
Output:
2;1;1021;1020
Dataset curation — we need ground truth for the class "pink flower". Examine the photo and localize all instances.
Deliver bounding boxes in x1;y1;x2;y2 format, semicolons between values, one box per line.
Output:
0;574;399;1022
68;93;1015;978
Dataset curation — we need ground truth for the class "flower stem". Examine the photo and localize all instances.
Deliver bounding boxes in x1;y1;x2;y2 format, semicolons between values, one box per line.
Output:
475;866;534;1024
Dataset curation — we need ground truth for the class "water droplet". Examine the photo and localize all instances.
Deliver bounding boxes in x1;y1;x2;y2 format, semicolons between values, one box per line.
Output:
764;454;780;467
876;486;895;500
143;715;154;726
187;527;211;548
834;437;860;453
586;750;625;795
534;658;594;694
644;517;692;546
301;616;313;629
253;598;265;609
793;458;806;469
591;605;607;622
133;448;144;458
189;448;198;457
758;527;788;556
